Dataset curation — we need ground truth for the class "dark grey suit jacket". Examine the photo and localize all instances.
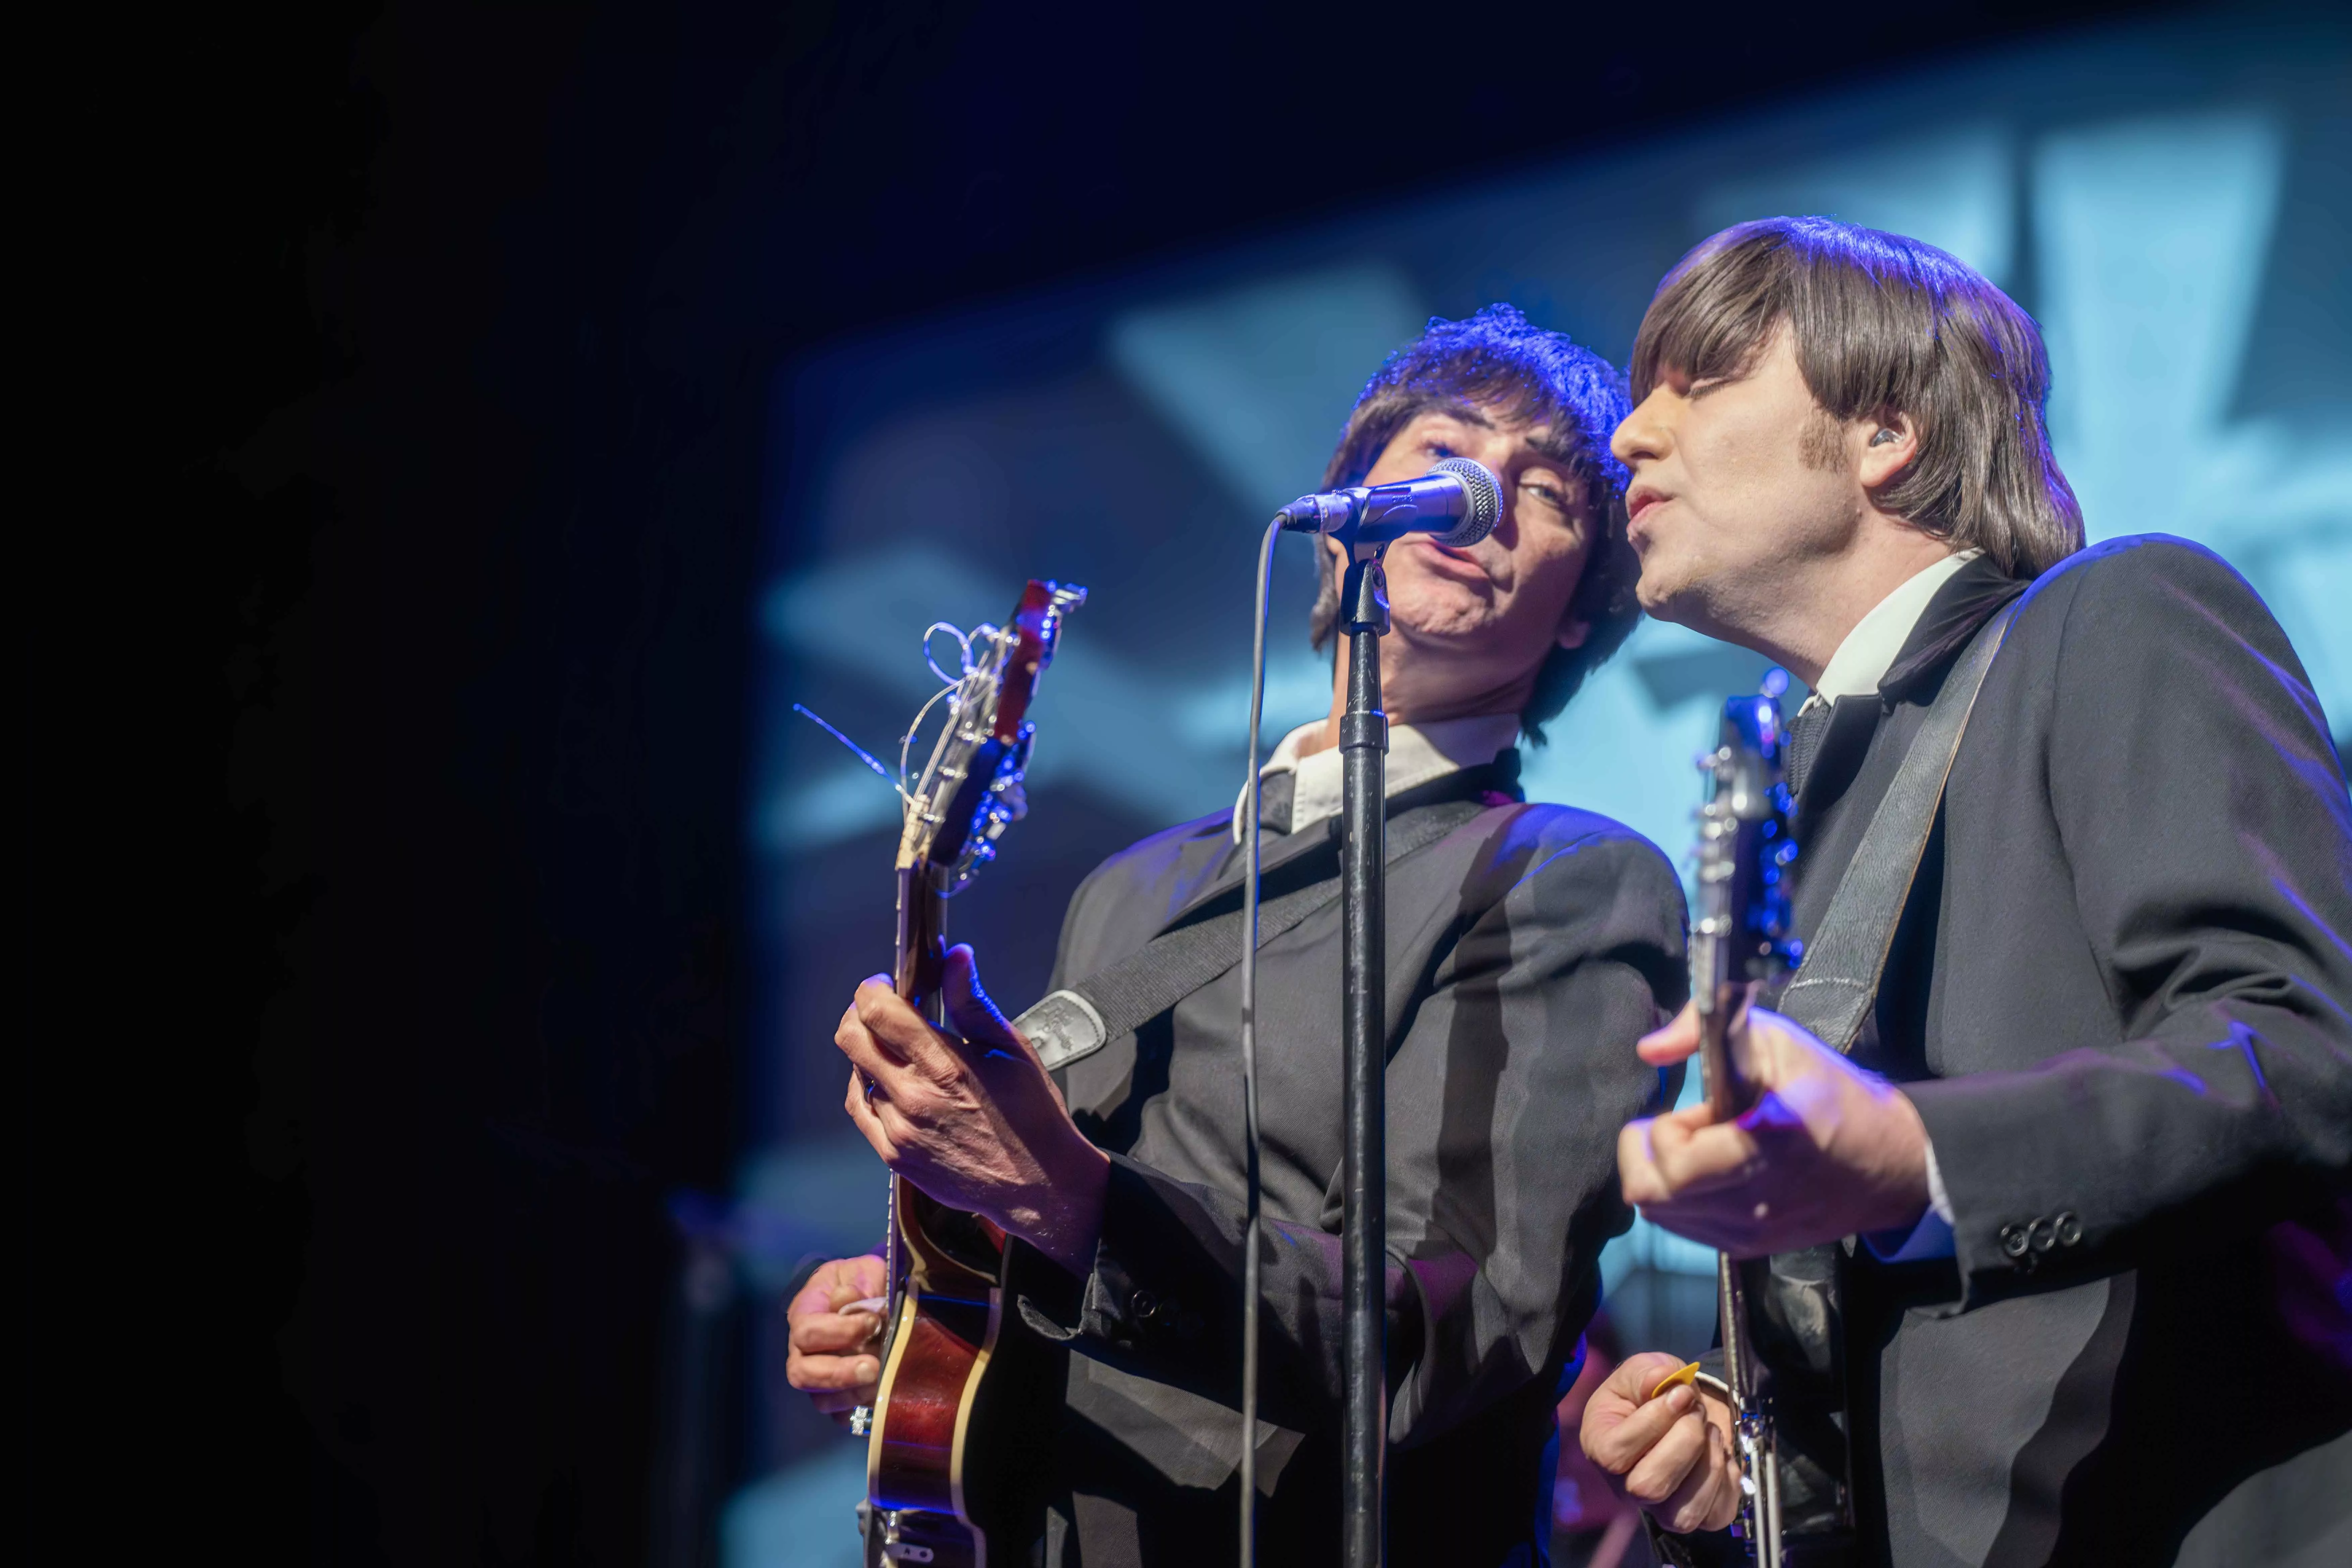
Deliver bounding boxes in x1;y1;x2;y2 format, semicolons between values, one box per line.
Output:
1004;763;1688;1566
1786;539;2352;1567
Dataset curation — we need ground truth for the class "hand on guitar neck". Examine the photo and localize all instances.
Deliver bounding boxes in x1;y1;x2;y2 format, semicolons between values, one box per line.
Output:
834;943;1111;1278
1617;994;1934;1257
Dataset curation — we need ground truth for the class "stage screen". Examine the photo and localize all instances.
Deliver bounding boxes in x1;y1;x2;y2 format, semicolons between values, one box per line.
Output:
728;10;2347;1557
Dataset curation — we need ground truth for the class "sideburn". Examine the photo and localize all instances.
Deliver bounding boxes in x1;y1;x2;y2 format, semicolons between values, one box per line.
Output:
1798;405;1851;471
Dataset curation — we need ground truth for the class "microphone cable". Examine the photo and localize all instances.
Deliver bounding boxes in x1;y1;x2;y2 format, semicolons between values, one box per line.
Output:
1236;515;1281;1567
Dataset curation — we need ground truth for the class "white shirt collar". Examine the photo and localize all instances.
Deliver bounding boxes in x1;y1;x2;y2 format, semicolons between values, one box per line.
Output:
1804;549;1981;711
1229;712;1520;843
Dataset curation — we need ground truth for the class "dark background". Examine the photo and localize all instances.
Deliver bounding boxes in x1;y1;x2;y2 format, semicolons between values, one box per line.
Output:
44;2;2191;1563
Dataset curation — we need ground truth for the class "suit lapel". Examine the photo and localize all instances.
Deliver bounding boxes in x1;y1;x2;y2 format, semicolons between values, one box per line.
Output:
1880;558;2029;699
1066;756;1522;1124
1066;823;1345;1129
1150;755;1521;936
1797;560;2029;835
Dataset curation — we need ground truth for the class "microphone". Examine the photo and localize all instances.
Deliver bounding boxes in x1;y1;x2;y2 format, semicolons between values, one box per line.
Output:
1273;457;1502;549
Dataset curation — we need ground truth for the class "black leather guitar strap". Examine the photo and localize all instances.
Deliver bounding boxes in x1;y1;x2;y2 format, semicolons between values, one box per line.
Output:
1013;798;1493;1072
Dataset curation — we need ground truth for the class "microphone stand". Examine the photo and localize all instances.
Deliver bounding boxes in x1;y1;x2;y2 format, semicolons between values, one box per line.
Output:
1337;548;1389;1568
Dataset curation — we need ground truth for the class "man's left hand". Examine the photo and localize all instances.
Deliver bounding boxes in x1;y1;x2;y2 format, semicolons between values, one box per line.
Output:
836;945;1110;1278
1618;998;1932;1256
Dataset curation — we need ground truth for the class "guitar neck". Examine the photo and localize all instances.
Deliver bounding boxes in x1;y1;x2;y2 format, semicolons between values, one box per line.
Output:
894;865;947;1027
882;864;944;1309
1698;977;1759;1120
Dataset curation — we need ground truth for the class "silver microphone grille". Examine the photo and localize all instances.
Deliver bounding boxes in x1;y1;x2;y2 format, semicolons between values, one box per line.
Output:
1430;457;1501;547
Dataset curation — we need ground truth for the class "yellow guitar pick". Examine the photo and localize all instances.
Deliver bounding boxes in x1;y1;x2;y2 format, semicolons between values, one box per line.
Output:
1647;1361;1702;1401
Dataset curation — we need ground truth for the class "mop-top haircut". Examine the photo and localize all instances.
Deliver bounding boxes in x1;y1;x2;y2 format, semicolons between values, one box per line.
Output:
1633;216;2085;577
1310;303;1638;743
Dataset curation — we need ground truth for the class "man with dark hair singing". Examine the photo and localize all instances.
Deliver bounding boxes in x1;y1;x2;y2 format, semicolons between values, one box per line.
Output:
1582;218;2352;1566
787;305;1690;1565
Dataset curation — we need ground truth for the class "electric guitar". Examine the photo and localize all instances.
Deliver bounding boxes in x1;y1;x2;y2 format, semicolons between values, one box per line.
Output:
1688;691;1855;1568
854;579;1085;1568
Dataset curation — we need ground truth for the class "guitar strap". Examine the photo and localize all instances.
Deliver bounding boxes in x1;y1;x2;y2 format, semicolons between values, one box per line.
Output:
1013;797;1495;1073
1775;596;2022;1050
1735;597;2023;1560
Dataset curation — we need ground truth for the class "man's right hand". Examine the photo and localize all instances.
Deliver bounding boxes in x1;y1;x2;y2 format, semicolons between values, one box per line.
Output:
785;1255;888;1427
1578;1350;1742;1535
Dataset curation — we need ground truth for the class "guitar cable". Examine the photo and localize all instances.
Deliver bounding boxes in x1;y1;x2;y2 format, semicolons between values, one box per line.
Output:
1236;517;1281;1568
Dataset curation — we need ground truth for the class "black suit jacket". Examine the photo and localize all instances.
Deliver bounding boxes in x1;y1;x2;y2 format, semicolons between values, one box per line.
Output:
1004;763;1688;1567
1785;539;2352;1567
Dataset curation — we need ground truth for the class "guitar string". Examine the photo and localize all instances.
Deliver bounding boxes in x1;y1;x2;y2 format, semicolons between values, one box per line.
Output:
897;673;964;802
897;620;1019;806
787;613;997;808
921;620;979;687
788;703;909;803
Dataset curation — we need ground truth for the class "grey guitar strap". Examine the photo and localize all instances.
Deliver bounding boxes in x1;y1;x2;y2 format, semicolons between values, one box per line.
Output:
1014;798;1493;1072
1775;599;2021;1049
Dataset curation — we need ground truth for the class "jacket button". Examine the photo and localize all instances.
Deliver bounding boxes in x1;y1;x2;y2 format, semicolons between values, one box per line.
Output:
1129;1290;1158;1322
1999;1223;2031;1258
2029;1217;2058;1253
2054;1212;2082;1246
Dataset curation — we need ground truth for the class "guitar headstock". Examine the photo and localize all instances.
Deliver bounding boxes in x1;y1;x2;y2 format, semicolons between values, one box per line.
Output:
1692;691;1803;1005
897;580;1086;896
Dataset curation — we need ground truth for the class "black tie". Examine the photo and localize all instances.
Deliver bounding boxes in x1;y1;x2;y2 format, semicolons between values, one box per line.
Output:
1784;699;1836;799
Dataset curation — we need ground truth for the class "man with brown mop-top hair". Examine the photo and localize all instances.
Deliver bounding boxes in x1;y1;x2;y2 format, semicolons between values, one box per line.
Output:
1582;216;2352;1567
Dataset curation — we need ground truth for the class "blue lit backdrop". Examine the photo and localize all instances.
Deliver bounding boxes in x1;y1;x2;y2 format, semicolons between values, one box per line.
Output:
731;12;2349;1558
